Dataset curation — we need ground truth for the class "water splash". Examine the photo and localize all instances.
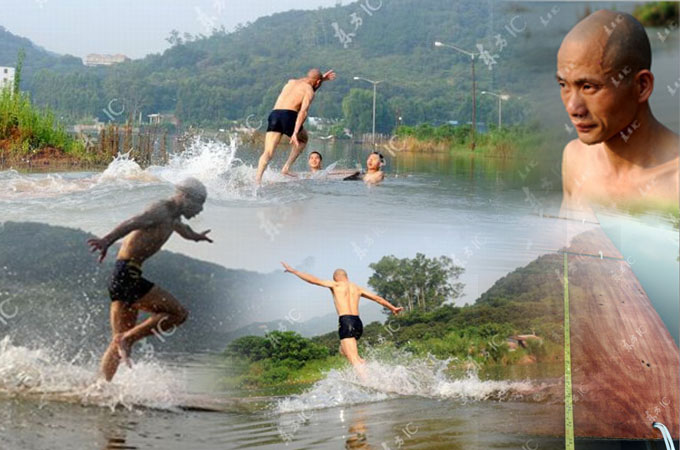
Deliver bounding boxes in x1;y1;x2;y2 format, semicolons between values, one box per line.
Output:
0;336;187;411
274;353;534;414
0;135;309;203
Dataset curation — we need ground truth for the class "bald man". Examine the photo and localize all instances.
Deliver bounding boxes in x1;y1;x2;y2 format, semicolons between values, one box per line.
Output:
281;262;402;377
88;178;212;381
557;10;679;216
255;69;336;185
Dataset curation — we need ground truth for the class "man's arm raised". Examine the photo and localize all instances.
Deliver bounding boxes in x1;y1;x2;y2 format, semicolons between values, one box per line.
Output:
281;262;334;288
360;287;403;315
87;201;170;262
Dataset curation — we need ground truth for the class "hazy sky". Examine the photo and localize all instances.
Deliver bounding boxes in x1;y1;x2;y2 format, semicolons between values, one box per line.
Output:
1;0;344;59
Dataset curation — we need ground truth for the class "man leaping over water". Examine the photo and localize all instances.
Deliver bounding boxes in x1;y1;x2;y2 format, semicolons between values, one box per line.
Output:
87;178;212;381
255;68;336;185
281;262;402;378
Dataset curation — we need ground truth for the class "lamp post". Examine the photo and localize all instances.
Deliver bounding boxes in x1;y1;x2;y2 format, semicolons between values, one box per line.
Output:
480;91;510;129
353;76;383;146
434;41;477;149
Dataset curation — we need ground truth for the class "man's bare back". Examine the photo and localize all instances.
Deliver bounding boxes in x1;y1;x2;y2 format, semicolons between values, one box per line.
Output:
328;279;362;316
272;79;314;112
281;262;402;378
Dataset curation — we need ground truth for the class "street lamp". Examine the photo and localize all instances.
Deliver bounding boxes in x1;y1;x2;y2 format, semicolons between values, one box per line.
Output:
353;76;383;146
480;91;510;129
434;40;477;150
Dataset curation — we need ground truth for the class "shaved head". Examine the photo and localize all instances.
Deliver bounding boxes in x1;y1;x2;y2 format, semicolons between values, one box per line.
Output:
333;268;348;281
561;10;651;76
307;68;323;82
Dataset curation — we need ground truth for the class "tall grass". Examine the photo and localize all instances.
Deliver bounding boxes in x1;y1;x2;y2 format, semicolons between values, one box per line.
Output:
0;85;85;158
394;123;544;157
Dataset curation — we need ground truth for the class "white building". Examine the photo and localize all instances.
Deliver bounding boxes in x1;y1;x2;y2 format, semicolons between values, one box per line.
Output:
84;54;129;67
0;66;15;91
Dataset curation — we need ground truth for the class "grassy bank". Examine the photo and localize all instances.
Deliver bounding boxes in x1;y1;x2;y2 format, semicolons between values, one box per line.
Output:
392;124;544;157
0;85;91;166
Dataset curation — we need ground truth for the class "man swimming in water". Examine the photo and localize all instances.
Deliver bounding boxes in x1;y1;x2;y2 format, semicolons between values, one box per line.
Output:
306;151;361;179
343;151;386;184
255;69;337;185
87;178;212;381
557;10;679;217
281;262;403;376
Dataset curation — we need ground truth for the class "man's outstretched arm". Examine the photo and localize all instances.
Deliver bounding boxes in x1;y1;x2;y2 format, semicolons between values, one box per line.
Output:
281;262;334;288
87;201;169;262
174;221;213;243
360;288;403;315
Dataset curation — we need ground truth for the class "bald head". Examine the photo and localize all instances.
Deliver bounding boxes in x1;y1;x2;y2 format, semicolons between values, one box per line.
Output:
307;68;323;82
333;268;348;281
561;10;651;76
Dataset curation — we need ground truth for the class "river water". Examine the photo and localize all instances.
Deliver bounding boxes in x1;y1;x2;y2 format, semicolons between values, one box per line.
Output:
1;0;679;446
0;136;677;449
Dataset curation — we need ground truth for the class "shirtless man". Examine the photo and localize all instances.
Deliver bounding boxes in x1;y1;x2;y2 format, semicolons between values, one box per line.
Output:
87;178;212;381
281;262;402;376
557;10;679;217
343;152;385;184
306;151;361;179
255;69;337;185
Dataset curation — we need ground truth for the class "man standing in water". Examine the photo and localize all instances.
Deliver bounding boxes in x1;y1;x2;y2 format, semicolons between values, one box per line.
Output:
87;178;212;381
557;10;679;216
255;68;336;185
280;262;403;377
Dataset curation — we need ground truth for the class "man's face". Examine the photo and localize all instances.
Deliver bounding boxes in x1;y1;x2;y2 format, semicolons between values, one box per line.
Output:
556;40;638;145
367;154;381;170
181;195;204;219
308;153;322;171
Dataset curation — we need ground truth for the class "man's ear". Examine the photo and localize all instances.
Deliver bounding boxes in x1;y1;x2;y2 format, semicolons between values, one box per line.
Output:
635;70;654;103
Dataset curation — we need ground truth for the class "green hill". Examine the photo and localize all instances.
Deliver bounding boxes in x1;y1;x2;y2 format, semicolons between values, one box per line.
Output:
4;0;544;130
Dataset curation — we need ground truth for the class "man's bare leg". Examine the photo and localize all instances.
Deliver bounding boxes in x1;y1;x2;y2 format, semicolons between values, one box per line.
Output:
100;301;138;382
114;286;188;366
256;132;283;184
340;337;367;381
281;130;308;176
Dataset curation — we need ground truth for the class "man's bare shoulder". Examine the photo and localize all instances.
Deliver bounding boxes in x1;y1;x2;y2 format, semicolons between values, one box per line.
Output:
141;199;175;222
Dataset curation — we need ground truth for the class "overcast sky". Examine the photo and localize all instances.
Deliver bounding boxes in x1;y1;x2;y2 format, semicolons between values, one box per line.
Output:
1;0;344;59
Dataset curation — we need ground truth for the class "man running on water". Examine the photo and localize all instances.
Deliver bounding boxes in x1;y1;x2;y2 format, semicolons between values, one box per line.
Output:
87;178;212;381
281;262;402;377
255;68;336;185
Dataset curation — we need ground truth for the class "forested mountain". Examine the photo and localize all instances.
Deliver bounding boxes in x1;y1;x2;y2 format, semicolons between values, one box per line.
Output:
0;0;582;130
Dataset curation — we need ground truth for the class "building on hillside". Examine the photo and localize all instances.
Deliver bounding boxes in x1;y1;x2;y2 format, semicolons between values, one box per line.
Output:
0;66;15;90
83;54;129;67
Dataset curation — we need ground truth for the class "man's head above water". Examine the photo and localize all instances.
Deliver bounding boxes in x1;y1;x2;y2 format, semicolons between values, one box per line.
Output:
308;151;323;171
556;10;654;145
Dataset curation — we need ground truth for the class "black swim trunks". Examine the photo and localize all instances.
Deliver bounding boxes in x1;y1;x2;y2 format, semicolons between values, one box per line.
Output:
338;315;363;340
267;109;302;137
108;260;154;305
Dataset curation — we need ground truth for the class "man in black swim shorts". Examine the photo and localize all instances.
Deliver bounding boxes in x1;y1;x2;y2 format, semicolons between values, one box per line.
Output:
88;178;213;381
255;68;336;185
281;262;403;378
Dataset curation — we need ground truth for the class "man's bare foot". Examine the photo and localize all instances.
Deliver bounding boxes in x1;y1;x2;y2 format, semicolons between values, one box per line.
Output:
281;170;298;178
113;333;132;369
